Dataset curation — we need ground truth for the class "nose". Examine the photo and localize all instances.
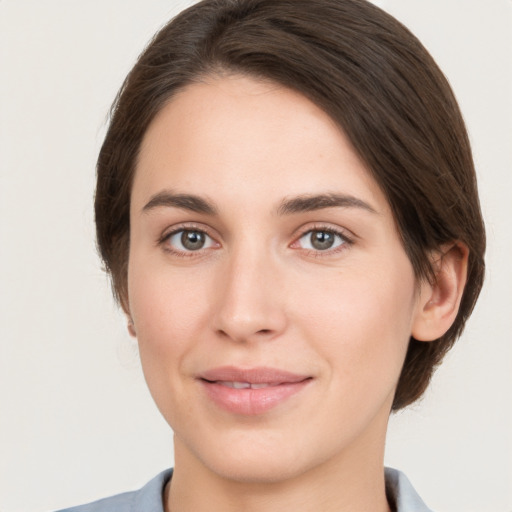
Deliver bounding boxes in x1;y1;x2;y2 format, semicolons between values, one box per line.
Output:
212;244;287;343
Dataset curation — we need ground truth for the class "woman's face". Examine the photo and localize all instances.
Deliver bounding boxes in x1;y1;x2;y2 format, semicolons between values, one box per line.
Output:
128;75;427;483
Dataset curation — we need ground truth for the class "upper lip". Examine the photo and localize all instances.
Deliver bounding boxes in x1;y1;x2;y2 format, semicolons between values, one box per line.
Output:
199;366;311;385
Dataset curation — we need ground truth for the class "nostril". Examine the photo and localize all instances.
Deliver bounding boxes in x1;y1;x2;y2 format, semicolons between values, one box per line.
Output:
257;329;272;334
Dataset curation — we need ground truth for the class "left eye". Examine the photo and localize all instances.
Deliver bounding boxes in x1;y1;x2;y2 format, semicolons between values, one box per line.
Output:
166;229;216;252
297;230;346;251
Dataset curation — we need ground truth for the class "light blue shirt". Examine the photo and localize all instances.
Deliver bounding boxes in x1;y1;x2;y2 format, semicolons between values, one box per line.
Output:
56;467;433;512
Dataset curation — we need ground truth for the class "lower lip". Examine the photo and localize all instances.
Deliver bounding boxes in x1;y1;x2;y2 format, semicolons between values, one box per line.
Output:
200;380;311;415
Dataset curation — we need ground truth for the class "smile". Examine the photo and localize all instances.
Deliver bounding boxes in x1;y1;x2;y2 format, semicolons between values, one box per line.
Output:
217;381;278;389
198;367;312;415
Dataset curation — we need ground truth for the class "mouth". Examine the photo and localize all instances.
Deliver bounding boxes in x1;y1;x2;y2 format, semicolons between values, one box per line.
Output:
213;381;282;389
198;366;312;415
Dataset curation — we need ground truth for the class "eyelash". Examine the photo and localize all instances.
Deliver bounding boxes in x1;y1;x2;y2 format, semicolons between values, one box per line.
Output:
158;223;354;258
291;224;354;256
158;223;218;258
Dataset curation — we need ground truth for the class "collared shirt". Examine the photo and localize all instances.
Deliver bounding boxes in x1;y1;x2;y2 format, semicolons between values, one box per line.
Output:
385;467;434;511
56;467;433;512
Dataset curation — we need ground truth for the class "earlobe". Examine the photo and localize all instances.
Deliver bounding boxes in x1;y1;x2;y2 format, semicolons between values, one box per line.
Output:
412;242;469;342
119;292;137;337
127;318;137;337
124;302;137;338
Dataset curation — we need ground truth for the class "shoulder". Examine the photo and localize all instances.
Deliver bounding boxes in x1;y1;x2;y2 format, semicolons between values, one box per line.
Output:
55;469;173;512
385;467;434;512
56;467;430;512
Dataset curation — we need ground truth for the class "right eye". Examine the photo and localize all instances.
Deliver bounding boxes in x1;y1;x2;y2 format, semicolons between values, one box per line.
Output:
164;229;216;253
296;229;346;252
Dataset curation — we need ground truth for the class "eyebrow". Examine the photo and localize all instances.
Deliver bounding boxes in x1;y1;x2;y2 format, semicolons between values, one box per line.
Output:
142;191;218;215
142;190;377;217
276;193;378;215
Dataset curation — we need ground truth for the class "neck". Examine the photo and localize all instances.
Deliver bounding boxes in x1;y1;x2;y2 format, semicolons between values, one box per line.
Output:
166;417;392;512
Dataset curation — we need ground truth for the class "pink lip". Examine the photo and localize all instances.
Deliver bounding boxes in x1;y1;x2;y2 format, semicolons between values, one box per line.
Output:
198;366;312;415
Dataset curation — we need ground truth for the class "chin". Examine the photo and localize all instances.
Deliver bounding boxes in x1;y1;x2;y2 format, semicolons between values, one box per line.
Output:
176;425;334;486
205;453;309;485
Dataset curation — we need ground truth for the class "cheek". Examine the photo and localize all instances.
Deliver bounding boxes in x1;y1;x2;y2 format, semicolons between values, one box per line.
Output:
294;263;416;385
127;262;213;423
129;260;206;338
127;261;211;386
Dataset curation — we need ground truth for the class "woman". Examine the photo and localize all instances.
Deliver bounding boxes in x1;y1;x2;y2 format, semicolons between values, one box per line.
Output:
59;0;485;510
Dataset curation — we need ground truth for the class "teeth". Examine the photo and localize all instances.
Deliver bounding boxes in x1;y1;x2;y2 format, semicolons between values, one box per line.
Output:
251;383;271;389
219;381;251;389
233;381;251;389
217;381;273;389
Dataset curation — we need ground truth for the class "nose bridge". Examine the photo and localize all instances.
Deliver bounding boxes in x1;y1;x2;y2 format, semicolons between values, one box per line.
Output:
213;236;286;342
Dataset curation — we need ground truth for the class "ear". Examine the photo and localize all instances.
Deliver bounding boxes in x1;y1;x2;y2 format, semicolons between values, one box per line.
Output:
412;242;469;342
127;317;137;338
120;294;137;338
118;290;137;338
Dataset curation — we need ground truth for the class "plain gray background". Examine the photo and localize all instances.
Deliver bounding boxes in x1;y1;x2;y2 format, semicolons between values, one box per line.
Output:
1;1;511;511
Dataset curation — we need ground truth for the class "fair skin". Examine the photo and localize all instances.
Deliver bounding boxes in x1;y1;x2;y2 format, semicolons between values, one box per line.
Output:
127;75;467;512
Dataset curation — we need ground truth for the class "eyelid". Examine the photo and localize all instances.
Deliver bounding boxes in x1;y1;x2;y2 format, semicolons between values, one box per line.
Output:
157;222;354;256
289;223;355;252
158;222;221;255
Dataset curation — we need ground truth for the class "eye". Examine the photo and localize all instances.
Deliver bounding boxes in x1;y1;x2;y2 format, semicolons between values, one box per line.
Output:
165;229;216;252
296;229;347;251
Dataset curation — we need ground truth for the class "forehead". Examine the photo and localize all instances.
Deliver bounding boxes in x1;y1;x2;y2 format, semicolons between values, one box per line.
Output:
132;74;389;215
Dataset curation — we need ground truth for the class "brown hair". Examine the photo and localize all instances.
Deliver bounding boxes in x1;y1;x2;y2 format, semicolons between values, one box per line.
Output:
95;0;485;410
